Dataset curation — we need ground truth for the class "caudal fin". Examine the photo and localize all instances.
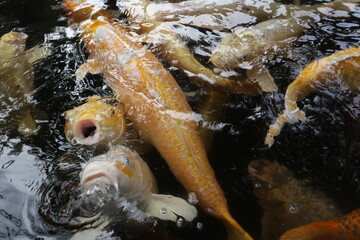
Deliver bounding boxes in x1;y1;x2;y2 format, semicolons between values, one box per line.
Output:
222;212;254;240
145;194;197;222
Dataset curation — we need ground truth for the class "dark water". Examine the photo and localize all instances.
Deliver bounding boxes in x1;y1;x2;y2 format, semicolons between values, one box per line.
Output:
0;0;359;239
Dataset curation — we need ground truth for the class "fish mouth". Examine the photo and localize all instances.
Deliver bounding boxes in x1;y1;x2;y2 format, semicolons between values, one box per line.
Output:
74;119;100;145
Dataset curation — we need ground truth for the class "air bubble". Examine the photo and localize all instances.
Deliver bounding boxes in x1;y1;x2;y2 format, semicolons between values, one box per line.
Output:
288;203;298;213
176;217;184;228
160;208;167;215
196;222;203;230
188;192;198;204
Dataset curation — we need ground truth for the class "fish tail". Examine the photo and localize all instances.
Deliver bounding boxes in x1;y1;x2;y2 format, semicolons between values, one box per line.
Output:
222;212;254;240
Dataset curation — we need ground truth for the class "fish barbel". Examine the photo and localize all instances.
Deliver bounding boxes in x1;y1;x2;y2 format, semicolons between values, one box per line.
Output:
64;95;127;145
248;159;343;240
0;31;50;136
280;208;360;240
265;46;360;147
64;1;253;239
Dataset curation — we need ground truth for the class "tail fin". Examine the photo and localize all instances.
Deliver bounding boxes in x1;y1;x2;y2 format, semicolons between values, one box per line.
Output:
145;194;197;223
222;212;254;240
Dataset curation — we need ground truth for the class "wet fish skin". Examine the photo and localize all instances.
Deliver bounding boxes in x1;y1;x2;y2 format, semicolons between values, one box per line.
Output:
280;208;360;240
80;145;197;223
0;32;50;136
121;0;261;96
210;17;308;69
64;95;127;145
146;0;358;31
265;46;360;147
64;1;253;240
248;159;343;240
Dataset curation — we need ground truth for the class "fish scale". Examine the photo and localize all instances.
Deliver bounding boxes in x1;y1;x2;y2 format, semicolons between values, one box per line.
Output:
64;1;253;239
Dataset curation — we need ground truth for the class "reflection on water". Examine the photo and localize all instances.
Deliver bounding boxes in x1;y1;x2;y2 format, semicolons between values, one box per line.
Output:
0;0;359;239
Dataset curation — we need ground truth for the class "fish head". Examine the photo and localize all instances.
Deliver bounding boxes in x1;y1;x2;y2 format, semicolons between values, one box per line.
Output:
248;159;293;190
1;32;28;46
210;29;259;69
80;147;135;189
0;32;28;58
64;95;127;145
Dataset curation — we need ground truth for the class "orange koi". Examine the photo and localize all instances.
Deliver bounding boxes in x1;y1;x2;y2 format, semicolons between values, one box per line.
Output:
265;46;360;147
280;208;360;240
64;1;253;239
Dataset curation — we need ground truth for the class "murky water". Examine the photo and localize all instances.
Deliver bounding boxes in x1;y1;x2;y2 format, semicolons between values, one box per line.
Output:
0;0;359;239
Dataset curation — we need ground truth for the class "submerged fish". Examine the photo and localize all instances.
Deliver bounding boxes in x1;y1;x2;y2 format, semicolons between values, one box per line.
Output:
121;0;261;96
209;0;358;92
265;46;360;147
210;16;311;92
280;208;360;240
64;1;253;239
0;31;50;135
147;0;358;31
64;95;127;145
248;159;343;240
80;145;198;223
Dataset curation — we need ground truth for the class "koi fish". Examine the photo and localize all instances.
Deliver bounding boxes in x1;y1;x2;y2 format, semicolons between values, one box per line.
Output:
147;0;358;31
80;145;197;222
280;208;360;240
265;46;360;147
0;31;50;136
64;95;127;145
120;0;261;96
209;0;358;92
64;1;253;240
248;159;343;240
210;17;311;92
71;145;197;240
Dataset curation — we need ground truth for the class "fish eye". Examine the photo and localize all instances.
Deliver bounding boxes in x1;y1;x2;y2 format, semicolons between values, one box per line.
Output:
119;155;129;165
104;99;118;106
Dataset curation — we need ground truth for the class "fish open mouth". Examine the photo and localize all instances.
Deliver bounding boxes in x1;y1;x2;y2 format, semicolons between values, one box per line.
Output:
74;119;100;144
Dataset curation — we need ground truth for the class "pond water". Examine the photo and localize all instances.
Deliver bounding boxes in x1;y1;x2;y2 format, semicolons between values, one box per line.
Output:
0;0;359;239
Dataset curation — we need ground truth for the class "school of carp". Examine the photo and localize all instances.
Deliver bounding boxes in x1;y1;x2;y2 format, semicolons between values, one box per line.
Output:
0;0;359;239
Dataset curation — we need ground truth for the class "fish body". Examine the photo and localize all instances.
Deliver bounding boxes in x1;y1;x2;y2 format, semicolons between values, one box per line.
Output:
265;46;360;147
210;17;307;69
280;208;360;240
80;145;197;223
0;32;50;135
146;0;358;31
120;0;261;96
64;1;252;239
64;95;127;145
248;159;343;240
210;17;309;92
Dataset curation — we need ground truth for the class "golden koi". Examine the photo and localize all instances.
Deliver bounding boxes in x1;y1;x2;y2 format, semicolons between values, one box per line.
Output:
64;1;253;239
121;0;261;96
147;0;358;31
0;32;50;136
64;95;127;145
210;17;310;92
280;208;360;240
248;159;343;240
265;46;360;147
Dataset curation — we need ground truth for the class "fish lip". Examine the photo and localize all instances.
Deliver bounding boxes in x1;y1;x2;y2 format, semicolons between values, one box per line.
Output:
73;118;101;145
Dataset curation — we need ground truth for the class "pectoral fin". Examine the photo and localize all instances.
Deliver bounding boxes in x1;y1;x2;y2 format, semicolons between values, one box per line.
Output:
18;112;39;136
247;65;278;92
145;194;197;222
76;59;102;81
